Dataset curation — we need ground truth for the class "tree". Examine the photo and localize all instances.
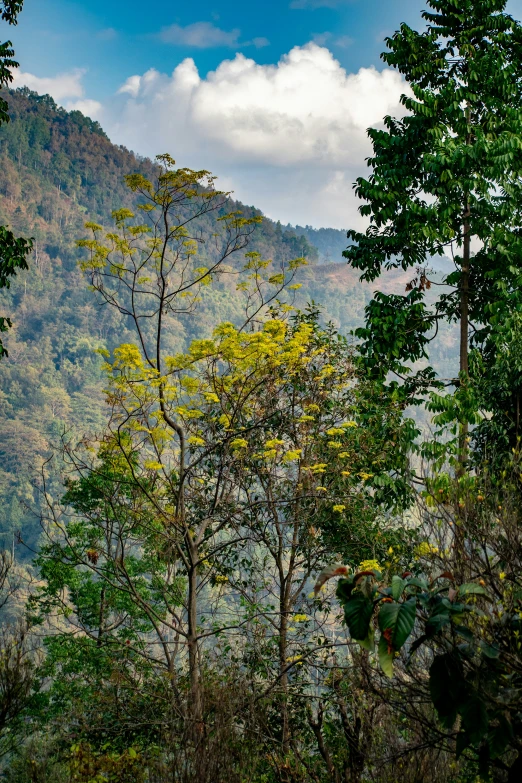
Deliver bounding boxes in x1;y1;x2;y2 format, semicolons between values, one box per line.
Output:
37;156;306;742
0;1;31;358
344;0;522;462
31;158;418;780
322;455;522;781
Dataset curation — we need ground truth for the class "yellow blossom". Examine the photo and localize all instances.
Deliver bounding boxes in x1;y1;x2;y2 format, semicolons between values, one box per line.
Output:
316;486;328;492
292;614;308;623
283;449;302;463
500;572;506;580
230;438;248;451
144;460;163;471
333;505;346;513
188;436;205;447
415;541;438;557
359;559;380;572
307;463;328;474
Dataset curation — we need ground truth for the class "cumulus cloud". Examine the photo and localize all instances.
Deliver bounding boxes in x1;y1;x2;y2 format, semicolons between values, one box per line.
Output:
66;98;103;119
11;68;86;100
12;68;102;119
104;43;407;228
12;44;408;229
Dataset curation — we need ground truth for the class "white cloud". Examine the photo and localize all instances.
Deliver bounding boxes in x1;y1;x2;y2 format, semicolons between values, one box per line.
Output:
11;68;85;100
11;67;102;120
105;43;407;228
13;44;408;229
159;21;242;49
158;21;269;50
312;31;353;48
66;98;103;119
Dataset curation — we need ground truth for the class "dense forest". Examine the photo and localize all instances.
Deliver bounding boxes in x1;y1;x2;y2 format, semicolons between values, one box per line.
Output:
0;88;458;556
3;0;522;782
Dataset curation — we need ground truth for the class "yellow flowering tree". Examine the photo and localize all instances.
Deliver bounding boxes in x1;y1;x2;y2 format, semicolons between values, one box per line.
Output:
36;158;416;771
39;156;311;732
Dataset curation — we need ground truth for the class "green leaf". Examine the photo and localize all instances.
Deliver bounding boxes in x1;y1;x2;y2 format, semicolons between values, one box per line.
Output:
488;715;513;759
391;575;407;600
378;598;416;651
455;731;471;759
480;641;500;659
378;635;394;678
358;627;375;652
460;694;488;746
458;583;490;599
429;653;463;729
425;604;451;637
336;576;356;604
343;592;374;641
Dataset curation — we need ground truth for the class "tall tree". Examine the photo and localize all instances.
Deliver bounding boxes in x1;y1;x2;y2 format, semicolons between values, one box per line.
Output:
0;1;31;358
344;0;522;459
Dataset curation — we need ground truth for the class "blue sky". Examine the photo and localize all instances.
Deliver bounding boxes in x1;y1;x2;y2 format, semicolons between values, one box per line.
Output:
10;0;432;101
8;0;522;228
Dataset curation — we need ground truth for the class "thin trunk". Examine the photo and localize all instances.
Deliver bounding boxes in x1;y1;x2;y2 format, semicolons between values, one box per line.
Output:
97;586;106;647
187;549;202;734
458;205;471;471
279;600;290;753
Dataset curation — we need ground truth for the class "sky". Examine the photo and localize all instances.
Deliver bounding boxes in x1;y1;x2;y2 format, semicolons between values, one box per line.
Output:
7;0;522;229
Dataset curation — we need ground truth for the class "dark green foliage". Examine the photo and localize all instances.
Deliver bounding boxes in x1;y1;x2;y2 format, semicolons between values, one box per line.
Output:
0;2;31;359
344;0;522;407
0;1;23;125
0;224;31;357
0;89;395;556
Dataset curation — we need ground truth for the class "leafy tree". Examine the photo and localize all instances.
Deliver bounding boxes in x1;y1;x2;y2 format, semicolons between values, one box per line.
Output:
0;2;31;358
323;458;522;781
0;226;31;358
344;0;522;461
0;1;23;126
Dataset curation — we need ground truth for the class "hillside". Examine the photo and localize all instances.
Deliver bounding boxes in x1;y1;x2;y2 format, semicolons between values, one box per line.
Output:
0;88;457;551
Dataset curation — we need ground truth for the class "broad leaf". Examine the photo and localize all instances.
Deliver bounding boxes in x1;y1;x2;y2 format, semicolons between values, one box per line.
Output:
429;653;464;729
336;576;356;604
391;575;407;601
458;583;490;599
425;604;451;637
460;694;488;746
343;592;374;641
488;715;513;759
378;598;416;651
358;627;375;652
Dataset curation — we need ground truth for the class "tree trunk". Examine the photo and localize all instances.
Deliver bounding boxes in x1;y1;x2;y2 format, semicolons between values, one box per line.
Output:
279;600;290;754
187;554;202;735
458;205;471;471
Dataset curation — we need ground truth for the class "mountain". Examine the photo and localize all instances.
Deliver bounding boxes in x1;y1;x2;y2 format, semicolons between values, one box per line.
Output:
291;224;351;264
0;88;457;551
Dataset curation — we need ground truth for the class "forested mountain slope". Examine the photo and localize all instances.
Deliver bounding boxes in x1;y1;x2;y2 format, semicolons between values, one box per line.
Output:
0;88;456;550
